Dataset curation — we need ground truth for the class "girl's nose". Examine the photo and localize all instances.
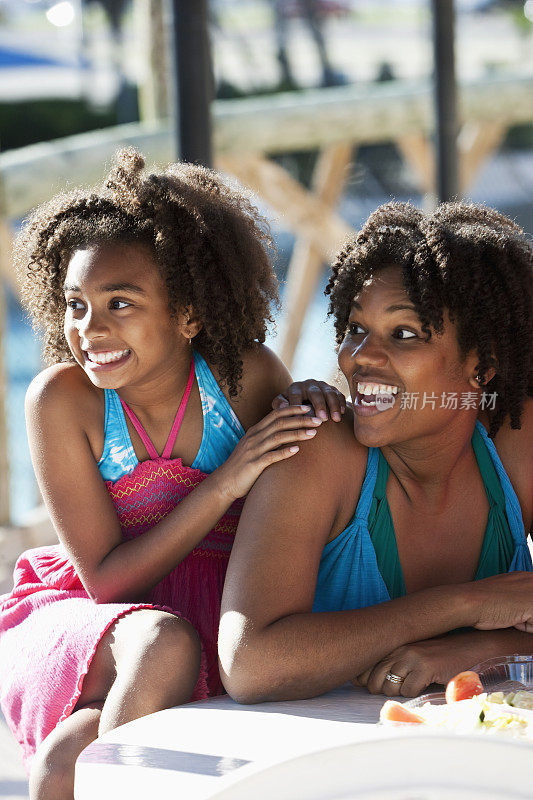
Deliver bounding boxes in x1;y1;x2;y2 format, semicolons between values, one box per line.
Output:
78;308;110;341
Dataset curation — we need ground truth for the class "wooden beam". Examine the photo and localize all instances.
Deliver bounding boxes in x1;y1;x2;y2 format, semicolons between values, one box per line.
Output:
396;134;435;195
459;121;507;194
1;73;532;219
279;142;354;369
217;153;352;262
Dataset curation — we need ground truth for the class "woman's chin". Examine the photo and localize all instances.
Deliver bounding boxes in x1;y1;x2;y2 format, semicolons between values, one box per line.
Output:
352;416;399;448
353;426;389;448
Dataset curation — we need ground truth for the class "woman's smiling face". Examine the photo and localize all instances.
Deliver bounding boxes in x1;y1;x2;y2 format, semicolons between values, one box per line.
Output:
338;266;480;447
63;242;186;391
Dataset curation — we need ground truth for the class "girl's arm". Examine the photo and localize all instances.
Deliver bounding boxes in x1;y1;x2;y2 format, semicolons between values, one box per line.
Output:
25;361;320;605
218;420;533;704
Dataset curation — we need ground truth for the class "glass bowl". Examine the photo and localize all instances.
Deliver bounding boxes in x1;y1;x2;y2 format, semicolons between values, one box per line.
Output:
404;691;446;709
471;654;533;693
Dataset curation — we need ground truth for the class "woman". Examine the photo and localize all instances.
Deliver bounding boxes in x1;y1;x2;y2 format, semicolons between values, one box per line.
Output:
218;201;533;701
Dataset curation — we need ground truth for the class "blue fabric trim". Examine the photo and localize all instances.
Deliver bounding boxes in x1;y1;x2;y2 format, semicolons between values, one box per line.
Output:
474;420;529;554
97;351;244;482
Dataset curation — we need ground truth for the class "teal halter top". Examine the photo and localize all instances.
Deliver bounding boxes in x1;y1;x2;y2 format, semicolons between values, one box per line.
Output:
313;420;531;612
368;423;517;598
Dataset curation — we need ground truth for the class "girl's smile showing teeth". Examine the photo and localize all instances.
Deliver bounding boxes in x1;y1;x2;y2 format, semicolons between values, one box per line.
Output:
84;348;131;370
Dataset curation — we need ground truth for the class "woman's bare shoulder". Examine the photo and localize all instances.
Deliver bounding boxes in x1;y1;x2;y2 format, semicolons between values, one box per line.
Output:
247;406;369;540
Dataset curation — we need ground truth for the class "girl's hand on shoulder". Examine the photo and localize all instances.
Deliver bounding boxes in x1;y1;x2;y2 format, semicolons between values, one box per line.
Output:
272;379;346;422
212;405;323;502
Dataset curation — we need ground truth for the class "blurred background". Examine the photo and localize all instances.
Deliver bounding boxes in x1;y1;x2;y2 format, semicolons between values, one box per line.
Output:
0;1;532;793
1;0;532;527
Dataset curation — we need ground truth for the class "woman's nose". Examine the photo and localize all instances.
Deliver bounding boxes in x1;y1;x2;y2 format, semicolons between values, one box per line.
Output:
351;334;388;367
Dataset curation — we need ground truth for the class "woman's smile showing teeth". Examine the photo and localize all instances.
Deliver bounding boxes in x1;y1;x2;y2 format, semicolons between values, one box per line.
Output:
84;348;131;370
353;380;400;416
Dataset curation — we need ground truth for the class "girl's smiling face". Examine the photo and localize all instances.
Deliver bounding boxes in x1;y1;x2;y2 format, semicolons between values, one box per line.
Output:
63;242;188;391
338;266;480;448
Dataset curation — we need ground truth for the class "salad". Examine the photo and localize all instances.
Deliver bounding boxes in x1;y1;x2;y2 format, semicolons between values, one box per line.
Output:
380;670;533;739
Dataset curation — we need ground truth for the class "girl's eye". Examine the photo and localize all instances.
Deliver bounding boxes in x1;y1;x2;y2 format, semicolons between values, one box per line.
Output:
347;322;365;336
110;300;131;310
66;299;84;311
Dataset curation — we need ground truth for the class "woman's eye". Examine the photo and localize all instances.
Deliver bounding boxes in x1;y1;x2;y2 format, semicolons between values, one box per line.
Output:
395;328;417;340
66;299;84;311
110;300;130;310
346;323;418;340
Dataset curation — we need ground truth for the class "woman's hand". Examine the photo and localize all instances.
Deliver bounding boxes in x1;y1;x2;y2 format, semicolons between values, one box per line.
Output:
355;626;533;698
467;572;533;632
272;379;346;422
354;636;460;698
213;405;322;502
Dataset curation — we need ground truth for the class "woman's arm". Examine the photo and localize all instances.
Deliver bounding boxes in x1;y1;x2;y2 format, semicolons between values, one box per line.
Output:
356;628;533;697
25;362;320;605
218;421;487;704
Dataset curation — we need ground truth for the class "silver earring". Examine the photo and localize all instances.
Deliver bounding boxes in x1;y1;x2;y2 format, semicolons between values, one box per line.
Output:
475;374;483;385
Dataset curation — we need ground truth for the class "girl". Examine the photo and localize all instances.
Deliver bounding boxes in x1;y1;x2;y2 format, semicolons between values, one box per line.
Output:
220;200;533;704
0;148;342;800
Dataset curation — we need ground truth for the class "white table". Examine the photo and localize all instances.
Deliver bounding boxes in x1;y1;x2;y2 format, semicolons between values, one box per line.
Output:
75;684;389;800
74;684;533;799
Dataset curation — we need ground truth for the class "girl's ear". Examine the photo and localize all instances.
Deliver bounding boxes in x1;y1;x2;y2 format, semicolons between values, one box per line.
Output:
180;306;203;341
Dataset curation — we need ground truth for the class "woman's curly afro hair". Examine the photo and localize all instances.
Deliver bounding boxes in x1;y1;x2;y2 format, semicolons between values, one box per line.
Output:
325;201;533;436
15;147;279;396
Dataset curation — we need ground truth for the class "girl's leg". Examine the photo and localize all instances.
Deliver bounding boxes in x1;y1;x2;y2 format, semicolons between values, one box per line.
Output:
30;608;201;800
29;703;102;800
97;608;201;735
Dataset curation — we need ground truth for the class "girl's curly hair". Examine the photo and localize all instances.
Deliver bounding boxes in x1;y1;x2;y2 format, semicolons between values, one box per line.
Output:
325;201;533;436
15;147;279;396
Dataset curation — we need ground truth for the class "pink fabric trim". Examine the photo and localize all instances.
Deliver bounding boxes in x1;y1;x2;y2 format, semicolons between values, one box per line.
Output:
162;360;195;458
120;359;195;460
57;603;209;728
120;401;158;459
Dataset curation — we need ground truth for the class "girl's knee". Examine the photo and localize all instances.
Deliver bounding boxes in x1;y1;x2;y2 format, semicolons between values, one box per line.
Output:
143;612;201;671
115;609;201;672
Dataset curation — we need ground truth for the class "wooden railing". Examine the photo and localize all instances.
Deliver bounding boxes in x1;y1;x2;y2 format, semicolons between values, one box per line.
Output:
1;72;532;573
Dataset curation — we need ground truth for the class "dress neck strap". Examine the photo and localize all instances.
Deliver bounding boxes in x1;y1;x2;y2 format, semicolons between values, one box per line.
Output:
120;358;196;460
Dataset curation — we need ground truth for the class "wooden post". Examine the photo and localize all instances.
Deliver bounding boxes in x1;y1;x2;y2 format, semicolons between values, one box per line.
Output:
432;0;459;201
170;0;212;164
279;142;354;369
0;233;10;525
135;0;170;123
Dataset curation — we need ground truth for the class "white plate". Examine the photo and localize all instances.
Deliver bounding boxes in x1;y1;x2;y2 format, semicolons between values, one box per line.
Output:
210;733;533;800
